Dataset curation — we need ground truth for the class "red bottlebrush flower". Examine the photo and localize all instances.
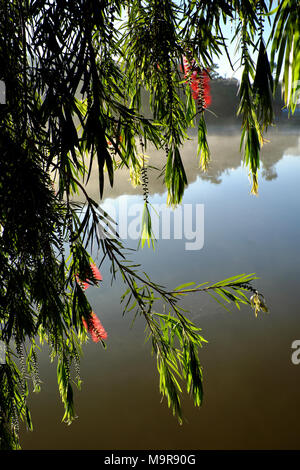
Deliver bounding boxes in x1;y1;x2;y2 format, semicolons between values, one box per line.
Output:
183;56;191;79
90;263;102;282
76;262;103;291
76;278;90;291
82;312;108;343
183;55;211;109
202;69;211;108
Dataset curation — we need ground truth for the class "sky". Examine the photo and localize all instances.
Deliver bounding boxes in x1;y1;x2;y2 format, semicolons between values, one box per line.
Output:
214;16;274;82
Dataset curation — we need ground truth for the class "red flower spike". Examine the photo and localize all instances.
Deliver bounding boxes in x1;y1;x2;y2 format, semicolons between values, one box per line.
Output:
183;56;190;78
90;263;102;282
82;312;108;343
183;55;211;109
75;276;89;291
76;262;103;291
202;69;211;108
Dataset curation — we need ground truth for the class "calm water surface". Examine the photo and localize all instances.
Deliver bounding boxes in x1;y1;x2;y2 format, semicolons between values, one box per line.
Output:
21;128;300;450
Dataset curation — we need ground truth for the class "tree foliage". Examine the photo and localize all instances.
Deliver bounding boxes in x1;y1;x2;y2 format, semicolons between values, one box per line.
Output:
0;0;298;449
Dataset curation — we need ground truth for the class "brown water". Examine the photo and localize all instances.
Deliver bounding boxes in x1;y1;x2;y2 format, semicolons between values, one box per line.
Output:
21;128;300;450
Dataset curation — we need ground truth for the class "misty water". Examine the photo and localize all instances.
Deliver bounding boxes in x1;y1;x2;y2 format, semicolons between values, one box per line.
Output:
21;125;300;450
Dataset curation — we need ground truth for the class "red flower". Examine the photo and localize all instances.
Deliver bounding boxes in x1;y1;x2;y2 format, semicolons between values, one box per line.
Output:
183;56;194;79
82;312;108;342
76;262;103;291
182;56;211;108
202;69;212;108
90;263;102;282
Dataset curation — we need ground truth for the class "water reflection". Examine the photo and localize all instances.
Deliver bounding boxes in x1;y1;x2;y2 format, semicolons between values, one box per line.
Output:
75;128;300;202
21;128;300;450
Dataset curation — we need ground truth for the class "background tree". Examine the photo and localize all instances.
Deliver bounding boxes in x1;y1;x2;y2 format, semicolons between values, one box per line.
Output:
0;0;298;449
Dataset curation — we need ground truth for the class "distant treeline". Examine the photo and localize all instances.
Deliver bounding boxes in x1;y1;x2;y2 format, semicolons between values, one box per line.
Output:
140;77;300;127
204;78;300;126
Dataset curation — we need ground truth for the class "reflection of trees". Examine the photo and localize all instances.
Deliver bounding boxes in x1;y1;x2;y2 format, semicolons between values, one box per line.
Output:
259;131;300;182
76;130;299;202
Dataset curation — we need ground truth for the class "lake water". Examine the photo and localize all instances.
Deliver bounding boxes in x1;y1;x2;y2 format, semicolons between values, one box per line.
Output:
20;126;300;450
